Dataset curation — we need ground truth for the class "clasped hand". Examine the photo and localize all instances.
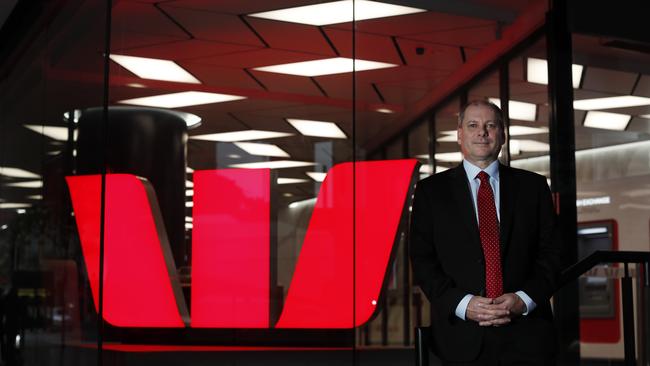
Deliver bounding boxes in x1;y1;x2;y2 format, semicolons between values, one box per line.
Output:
465;293;526;326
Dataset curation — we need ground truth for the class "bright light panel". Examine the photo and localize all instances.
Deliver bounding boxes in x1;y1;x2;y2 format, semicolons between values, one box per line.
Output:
287;119;347;139
253;57;397;77
376;108;394;114
509;125;549;135
234;142;290;158
25;125;77;141
583;111;631;131
0;167;40;179
230;160;316;169
5;180;43;188
489;98;537;122
306;172;327;182
508;140;521;155
639;114;650;119
573;96;650;111
578;227;608;235
0;203;32;209
435;152;463;162
510;139;550;152
277;177;309;184
119;91;246;109
191;130;293;142
110;54;201;84
186;189;194;196
186;180;194;188
526;57;583;88
248;0;426;26
437;130;457;142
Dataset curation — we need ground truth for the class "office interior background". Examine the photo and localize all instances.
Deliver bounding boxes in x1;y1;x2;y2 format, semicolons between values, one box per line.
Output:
0;0;649;365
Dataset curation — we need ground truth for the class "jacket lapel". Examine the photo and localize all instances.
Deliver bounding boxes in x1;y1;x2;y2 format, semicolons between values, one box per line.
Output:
498;164;516;256
450;164;482;248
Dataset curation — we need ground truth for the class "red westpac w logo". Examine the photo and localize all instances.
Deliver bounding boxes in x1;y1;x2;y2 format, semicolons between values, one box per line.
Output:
66;159;418;329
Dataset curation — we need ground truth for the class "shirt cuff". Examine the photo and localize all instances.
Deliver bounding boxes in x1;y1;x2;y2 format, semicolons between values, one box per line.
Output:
455;294;474;320
515;291;536;315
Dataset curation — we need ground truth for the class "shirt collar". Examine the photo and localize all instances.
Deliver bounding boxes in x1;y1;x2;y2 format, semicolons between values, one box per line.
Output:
462;159;500;181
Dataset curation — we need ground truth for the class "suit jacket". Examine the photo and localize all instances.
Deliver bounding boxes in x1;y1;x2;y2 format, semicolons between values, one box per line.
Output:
409;163;561;362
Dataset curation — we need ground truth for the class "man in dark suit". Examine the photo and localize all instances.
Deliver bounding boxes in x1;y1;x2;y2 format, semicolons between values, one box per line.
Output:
409;99;561;365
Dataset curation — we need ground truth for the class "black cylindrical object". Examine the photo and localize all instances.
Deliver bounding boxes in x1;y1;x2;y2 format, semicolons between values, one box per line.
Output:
76;106;188;268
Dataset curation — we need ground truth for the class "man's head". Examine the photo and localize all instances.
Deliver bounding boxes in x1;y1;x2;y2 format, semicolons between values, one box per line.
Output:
457;99;505;168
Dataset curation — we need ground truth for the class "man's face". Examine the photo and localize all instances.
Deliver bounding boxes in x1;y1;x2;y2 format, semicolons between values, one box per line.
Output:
457;104;505;168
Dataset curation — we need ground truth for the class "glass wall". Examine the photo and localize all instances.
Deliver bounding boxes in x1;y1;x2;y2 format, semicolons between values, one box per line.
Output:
0;1;107;365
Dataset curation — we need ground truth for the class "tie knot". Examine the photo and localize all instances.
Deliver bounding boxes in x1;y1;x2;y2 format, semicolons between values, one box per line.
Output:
476;171;490;183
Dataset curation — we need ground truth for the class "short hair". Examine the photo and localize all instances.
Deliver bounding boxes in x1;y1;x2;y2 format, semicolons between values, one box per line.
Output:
458;99;504;129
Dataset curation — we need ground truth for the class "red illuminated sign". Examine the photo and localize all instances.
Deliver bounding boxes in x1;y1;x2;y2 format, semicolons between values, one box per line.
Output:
66;159;417;329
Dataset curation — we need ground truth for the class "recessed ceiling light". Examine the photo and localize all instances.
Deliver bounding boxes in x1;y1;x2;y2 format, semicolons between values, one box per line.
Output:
191;130;293;142
287;119;347;139
229;160;316;169
186;180;194;188
186;189;194;196
0;167;40;179
489;98;537;121
306;172;327;182
248;0;426;26
510;139;550;152
508;126;549;135
526;57;583;88
185;201;194;208
118;91;246;109
25;125;77;141
126;83;147;88
283;192;294;197
583;111;631;131
185;223;193;230
573;96;650;111
110;54;201;84
185;216;193;222
437;130;457;142
5;180;43;188
186;167;194;173
376;108;394;114
277;177;309;184
435;152;463;162
27;195;43;200
234;142;290;158
0;203;32;209
253;57;397;77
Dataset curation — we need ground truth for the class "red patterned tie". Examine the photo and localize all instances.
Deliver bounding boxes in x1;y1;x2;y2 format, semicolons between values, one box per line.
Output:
476;171;503;298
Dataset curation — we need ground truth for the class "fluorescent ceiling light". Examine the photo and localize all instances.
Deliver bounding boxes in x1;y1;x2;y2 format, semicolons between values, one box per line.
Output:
185;201;193;208
0;167;40;179
248;0;425;26
234;142;290;157
289;197;317;209
376;108;394;114
119;91;246;109
639;114;650;119
509;126;549;135
185;223;193;230
186;189;194;196
306;172;327;182
0;203;32;209
277;177;309;184
27;195;43;200
489;98;537;121
578;227;608;235
419;165;448;174
191;130;293;142
186;167;194;173
526;57;583;88
253;57;397;77
437;130;457;142
510;139;550;152
25;125;77;141
186;180;194;188
110;54;201;84
573;95;650;111
435;152;463;162
508;140;521;155
5;180;43;188
287;119;347;139
283;192;294;197
185;216;193;222
583;111;631;131
229;160;316;169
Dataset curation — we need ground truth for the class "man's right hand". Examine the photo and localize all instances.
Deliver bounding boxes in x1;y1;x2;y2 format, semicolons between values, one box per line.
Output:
465;296;510;326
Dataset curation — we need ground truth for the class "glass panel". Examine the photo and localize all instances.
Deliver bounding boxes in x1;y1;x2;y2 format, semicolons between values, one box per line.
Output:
106;0;355;363
571;33;650;359
0;1;107;365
